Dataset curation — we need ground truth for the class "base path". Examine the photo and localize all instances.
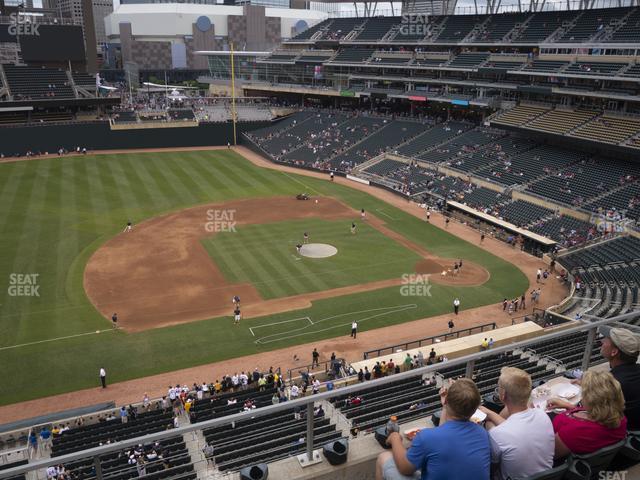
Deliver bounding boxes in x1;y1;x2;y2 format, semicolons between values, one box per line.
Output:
0;146;568;422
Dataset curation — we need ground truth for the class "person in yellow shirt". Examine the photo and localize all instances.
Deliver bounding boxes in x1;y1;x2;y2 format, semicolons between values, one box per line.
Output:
214;380;222;394
184;398;193;414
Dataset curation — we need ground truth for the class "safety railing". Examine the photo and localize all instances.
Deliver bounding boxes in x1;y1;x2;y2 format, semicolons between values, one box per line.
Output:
362;322;497;359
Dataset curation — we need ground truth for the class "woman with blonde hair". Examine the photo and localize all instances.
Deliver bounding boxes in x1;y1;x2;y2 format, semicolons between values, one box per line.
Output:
548;370;627;459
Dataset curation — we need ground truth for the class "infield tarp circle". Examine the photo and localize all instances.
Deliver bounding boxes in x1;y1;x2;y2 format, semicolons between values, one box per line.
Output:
300;243;338;258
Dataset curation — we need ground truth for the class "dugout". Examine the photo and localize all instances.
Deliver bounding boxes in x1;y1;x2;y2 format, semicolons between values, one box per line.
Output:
446;200;557;256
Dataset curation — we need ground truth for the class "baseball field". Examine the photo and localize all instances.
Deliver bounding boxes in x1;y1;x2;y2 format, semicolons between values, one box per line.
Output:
0;149;528;406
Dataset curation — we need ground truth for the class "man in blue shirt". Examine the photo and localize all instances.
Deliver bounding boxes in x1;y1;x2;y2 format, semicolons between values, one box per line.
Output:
376;378;490;480
40;426;52;451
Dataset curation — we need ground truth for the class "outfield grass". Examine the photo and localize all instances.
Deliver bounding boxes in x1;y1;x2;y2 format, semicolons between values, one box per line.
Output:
0;150;528;405
202;218;421;299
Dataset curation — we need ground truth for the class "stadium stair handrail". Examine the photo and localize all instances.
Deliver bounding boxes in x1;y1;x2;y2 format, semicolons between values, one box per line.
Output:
362;322;498;359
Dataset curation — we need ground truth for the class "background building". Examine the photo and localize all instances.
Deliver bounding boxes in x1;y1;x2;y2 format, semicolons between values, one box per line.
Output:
104;2;325;69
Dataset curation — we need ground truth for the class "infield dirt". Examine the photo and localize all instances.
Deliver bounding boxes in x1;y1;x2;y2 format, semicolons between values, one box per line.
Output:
84;196;488;332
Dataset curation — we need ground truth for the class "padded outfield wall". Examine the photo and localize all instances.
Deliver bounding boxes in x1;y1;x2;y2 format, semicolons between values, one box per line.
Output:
0;121;270;156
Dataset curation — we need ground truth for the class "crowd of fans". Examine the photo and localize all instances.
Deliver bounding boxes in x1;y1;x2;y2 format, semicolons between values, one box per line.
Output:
377;326;640;480
17;324;640;480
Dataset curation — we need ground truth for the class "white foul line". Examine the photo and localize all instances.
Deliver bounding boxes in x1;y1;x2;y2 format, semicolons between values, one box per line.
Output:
280;171;321;196
0;328;118;351
254;304;417;345
375;208;396;220
249;316;312;337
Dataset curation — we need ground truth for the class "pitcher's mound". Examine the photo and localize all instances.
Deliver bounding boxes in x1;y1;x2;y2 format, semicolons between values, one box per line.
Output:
300;243;338;258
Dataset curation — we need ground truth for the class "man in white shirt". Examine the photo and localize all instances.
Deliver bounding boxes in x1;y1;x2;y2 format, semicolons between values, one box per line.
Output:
99;368;107;388
479;367;554;480
168;386;177;401
351;321;358;339
291;384;300;399
453;298;461;315
239;372;249;390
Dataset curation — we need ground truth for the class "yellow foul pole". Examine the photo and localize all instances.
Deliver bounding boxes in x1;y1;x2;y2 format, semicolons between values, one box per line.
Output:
230;42;237;146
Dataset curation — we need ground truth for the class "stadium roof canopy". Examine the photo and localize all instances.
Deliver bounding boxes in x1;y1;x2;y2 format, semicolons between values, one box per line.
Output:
308;0;639;16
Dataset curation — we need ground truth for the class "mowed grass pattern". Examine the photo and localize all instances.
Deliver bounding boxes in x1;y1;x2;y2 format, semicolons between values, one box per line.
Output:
202;219;422;299
0;151;302;348
0;150;528;405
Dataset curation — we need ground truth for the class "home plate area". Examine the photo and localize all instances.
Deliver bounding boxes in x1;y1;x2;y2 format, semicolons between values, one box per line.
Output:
299;243;338;258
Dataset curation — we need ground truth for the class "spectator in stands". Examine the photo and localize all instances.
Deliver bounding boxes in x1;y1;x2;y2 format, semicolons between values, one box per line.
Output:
120;405;128;424
548;370;627;459
40;426;52;450
479;367;554;480
28;430;38;457
599;326;640;430
202;443;215;465
376;378;489;480
290;384;300;399
403;354;413;371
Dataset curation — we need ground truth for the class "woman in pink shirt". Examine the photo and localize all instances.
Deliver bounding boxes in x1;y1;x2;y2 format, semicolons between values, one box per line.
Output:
548;370;627;459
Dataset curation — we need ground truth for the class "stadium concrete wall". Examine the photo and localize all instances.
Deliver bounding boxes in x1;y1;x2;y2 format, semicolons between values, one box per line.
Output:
0;121;271;156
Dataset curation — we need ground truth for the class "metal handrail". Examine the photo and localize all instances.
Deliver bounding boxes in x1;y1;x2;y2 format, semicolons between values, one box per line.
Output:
1;312;634;480
363;322;497;359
